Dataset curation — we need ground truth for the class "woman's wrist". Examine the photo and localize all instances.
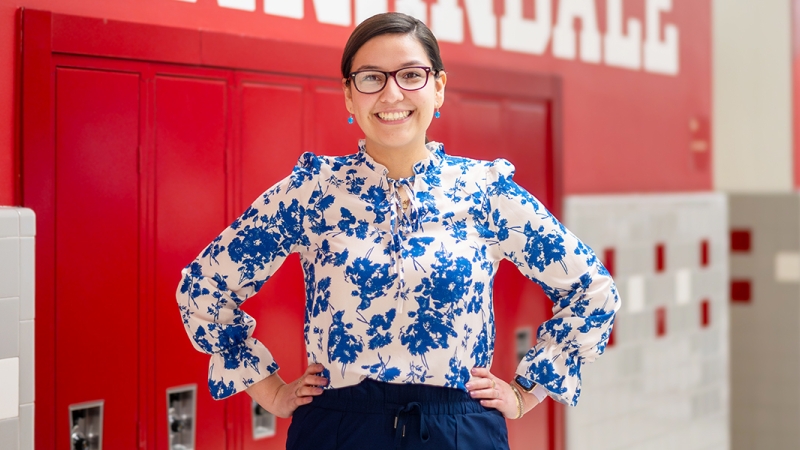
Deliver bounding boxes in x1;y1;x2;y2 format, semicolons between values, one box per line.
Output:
510;380;542;417
246;372;286;413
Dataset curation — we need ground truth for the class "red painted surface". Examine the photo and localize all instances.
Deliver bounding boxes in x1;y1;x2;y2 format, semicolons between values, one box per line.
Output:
153;72;231;450
655;243;665;272
700;239;709;267
701;299;710;327
731;280;752;303
655;307;666;337
794;0;800;189
730;229;752;252
54;67;141;449
22;11;564;449
603;247;615;277
2;0;712;205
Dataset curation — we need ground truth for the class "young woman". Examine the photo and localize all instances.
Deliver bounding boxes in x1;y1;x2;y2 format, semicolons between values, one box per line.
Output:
177;12;618;450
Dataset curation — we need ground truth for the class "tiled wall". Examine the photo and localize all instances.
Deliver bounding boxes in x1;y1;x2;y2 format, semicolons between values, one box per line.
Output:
728;194;800;450
564;193;729;450
0;207;35;450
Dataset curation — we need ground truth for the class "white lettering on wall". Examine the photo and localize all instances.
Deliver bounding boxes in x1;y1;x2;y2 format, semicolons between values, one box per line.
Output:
500;0;551;55
314;0;352;26
553;0;602;63
218;0;255;11
604;0;641;69
176;0;683;76
463;0;497;48
396;0;428;23
644;0;679;75
431;0;464;43
264;0;302;19
356;0;388;24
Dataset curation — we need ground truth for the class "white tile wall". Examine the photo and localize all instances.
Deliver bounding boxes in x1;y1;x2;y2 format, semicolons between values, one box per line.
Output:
0;358;19;420
0;207;36;449
564;193;729;450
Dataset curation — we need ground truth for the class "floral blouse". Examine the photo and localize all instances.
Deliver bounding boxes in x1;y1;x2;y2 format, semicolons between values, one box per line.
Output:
177;140;619;406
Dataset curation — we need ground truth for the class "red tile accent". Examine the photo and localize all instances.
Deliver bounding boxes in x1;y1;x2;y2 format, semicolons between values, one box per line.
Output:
701;299;710;327
730;230;751;252
730;280;752;303
603;248;615;276
700;240;710;267
655;244;665;272
656;307;667;337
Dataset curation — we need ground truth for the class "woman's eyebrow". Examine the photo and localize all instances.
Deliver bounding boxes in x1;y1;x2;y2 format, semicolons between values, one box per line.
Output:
353;60;427;71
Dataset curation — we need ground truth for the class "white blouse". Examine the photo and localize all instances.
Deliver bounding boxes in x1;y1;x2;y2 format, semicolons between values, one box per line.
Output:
177;140;619;406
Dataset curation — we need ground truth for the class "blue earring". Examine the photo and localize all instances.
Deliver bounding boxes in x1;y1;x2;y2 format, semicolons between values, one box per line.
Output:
348;115;354;124
434;109;441;119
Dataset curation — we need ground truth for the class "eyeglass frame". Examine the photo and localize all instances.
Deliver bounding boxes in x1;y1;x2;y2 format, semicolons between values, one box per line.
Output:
348;66;436;94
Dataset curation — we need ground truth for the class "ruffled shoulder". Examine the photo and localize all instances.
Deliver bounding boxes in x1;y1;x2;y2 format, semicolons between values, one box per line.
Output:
288;151;322;190
486;158;516;181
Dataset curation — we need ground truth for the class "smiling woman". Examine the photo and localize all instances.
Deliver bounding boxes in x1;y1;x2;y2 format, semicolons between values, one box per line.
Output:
176;12;619;450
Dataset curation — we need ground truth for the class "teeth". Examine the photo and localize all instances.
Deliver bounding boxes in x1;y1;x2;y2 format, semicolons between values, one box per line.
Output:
378;111;410;121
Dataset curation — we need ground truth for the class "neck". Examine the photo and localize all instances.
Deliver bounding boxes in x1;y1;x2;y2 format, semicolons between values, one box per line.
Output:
364;139;430;179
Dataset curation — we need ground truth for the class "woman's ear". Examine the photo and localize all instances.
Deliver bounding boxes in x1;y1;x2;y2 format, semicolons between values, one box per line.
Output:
343;78;354;114
434;71;447;109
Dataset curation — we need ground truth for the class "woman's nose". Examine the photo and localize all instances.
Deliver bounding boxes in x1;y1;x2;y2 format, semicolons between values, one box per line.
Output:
380;75;405;102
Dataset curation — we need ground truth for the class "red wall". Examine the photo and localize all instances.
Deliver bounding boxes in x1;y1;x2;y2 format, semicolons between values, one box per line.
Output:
0;0;711;205
794;0;800;189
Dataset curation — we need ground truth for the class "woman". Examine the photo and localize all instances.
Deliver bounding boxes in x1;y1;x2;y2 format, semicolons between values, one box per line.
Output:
177;12;618;450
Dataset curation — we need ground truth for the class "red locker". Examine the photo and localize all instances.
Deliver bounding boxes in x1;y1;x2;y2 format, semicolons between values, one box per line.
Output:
153;73;231;450
54;67;141;449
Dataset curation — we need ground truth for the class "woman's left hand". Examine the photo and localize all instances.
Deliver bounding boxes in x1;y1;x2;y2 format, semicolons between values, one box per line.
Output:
466;367;539;419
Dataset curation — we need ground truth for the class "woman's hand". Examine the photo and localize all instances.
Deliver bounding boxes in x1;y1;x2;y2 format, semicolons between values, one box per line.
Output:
246;363;329;419
466;367;540;419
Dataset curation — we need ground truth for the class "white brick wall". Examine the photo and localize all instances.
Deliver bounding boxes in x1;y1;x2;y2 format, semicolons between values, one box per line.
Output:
564;193;729;450
0;207;35;450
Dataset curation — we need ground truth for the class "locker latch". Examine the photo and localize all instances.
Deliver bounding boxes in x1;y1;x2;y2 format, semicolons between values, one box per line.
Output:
167;385;197;450
252;399;276;439
69;401;104;450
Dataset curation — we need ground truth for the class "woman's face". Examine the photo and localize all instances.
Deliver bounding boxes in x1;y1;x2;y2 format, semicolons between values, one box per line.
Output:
343;33;446;155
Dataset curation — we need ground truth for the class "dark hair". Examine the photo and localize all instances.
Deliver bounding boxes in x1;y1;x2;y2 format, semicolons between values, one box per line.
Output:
341;12;445;83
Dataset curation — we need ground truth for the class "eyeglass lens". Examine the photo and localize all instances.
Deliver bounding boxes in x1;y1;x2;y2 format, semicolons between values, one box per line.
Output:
354;67;430;94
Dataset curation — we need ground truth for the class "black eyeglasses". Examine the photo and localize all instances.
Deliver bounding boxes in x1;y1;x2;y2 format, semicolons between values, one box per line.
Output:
349;66;433;94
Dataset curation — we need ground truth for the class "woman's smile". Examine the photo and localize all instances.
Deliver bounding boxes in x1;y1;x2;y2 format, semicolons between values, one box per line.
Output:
376;110;413;123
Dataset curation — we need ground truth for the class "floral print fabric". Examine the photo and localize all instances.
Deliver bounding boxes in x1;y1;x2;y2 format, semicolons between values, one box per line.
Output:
177;140;619;406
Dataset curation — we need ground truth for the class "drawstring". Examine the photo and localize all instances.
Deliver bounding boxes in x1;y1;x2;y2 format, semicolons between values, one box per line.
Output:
393;402;429;449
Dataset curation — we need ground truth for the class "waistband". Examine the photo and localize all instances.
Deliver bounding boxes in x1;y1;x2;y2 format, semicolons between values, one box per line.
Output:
310;378;488;416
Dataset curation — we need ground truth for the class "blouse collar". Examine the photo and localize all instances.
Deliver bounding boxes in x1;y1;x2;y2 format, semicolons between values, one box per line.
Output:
356;139;444;181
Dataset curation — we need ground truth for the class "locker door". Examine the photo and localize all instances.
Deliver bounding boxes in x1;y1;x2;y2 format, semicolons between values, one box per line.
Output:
236;75;308;449
437;92;552;450
153;74;230;450
54;68;141;449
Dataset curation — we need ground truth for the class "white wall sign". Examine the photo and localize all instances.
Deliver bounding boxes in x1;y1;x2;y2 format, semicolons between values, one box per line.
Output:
176;0;681;76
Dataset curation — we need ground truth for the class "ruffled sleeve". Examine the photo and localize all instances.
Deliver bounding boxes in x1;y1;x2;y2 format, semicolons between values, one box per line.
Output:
175;152;320;399
485;159;620;406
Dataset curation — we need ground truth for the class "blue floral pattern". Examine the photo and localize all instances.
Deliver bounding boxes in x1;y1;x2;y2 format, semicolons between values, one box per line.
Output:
177;140;619;406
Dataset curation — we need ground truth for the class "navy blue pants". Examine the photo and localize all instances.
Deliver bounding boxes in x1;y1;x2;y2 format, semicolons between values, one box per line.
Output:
286;379;510;450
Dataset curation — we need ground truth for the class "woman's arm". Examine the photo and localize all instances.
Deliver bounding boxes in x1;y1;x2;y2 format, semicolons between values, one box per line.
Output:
176;154;320;400
485;159;620;407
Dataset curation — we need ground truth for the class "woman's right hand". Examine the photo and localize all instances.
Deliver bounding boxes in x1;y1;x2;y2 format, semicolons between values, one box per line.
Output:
246;363;329;418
